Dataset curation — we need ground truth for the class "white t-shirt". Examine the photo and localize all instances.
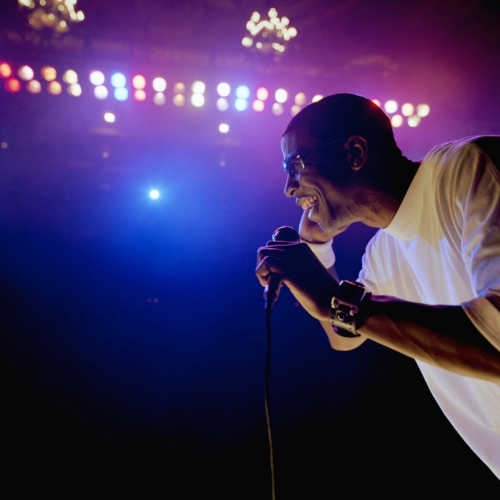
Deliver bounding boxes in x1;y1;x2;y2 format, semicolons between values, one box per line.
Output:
358;137;500;478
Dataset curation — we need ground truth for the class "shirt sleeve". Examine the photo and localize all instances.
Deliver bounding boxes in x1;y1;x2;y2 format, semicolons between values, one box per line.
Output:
300;238;335;269
357;235;382;294
440;140;500;351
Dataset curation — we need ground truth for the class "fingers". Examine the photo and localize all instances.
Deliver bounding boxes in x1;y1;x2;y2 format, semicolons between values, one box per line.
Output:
255;255;285;287
255;242;308;287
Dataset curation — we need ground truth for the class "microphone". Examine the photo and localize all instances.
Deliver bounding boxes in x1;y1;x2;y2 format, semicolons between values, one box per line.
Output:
264;226;300;312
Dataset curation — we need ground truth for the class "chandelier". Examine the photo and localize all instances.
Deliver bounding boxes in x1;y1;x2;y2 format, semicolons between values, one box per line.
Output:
242;8;297;55
18;0;85;33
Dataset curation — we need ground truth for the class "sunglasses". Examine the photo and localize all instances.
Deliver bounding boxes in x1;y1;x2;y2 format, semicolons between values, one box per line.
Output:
282;137;345;177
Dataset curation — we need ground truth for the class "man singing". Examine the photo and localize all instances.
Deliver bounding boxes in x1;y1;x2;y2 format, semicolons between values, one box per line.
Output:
255;93;500;478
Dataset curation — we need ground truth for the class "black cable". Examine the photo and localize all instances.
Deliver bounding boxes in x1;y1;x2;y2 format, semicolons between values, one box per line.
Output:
265;309;276;500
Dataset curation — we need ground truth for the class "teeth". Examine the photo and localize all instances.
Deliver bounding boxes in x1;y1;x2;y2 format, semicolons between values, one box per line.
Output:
301;195;317;210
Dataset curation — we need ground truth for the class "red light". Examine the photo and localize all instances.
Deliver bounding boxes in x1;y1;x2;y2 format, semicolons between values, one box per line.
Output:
134;89;146;101
5;78;21;93
0;63;12;78
372;99;381;107
132;75;146;89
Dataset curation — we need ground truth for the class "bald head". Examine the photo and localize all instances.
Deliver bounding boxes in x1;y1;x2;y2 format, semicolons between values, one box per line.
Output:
284;93;402;160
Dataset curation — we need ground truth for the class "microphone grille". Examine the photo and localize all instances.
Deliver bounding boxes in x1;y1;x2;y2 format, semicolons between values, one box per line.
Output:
271;226;300;242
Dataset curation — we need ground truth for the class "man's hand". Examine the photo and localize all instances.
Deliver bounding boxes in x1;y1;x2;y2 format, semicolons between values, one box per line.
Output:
255;241;338;321
298;208;350;243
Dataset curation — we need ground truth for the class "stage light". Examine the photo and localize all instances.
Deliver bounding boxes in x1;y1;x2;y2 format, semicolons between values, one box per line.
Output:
256;87;269;101
134;89;146;101
416;104;430;117
408;115;421;127
173;94;185;106
152;77;167;92
68;83;82;96
217;98;229;111
173;82;185;94
312;95;323;103
63;69;78;84
5;78;21;93
219;123;229;133
153;92;166;105
132;75;146;90
272;103;284;115
90;71;105;85
275;89;288;103
191;94;205;107
217;82;231;97
384;100;398;113
0;63;12;78
149;189;160;199
371;99;381;107
401;103;414;117
242;37;253;47
94;85;108;99
235;98;248;111
18;65;34;81
27;79;41;94
48;81;62;95
104;112;115;123
192;81;206;94
391;114;403;128
114;88;128;101
252;100;264;112
111;73;126;88
295;92;306;105
291;105;301;116
236;85;250;99
41;66;56;81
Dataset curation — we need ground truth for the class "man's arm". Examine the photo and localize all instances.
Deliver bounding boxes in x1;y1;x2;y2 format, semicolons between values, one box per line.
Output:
298;211;370;351
356;295;500;384
256;241;500;383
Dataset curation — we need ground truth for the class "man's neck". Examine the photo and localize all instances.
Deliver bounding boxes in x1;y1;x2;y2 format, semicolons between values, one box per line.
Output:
357;158;421;229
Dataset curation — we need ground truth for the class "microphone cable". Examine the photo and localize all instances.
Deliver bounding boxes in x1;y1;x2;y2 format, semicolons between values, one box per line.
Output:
265;308;276;500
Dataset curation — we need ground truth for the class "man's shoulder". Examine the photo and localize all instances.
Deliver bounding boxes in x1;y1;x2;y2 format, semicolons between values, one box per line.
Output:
424;136;500;167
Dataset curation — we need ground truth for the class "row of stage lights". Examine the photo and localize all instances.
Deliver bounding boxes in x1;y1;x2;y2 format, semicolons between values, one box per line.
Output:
0;62;430;126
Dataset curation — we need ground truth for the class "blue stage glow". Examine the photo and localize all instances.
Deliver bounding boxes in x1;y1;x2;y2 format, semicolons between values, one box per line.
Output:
235;85;250;99
149;189;160;199
235;98;248;111
114;88;129;101
111;73;126;88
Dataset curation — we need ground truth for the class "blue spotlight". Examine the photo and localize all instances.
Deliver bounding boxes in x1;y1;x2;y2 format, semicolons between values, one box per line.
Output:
235;98;248;111
149;189;160;199
114;87;129;101
235;85;250;99
111;73;126;88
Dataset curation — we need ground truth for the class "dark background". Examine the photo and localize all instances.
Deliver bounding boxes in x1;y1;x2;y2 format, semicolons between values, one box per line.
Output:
1;1;499;497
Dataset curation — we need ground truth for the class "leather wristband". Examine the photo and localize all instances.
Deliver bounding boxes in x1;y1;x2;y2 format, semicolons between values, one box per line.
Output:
329;280;371;338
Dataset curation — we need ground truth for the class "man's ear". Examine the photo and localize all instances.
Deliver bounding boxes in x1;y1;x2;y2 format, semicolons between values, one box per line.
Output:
345;136;368;171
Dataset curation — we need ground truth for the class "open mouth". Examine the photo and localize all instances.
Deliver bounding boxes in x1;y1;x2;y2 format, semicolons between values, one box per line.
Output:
300;195;317;210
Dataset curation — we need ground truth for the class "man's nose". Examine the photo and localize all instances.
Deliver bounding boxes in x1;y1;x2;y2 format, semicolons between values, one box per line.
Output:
284;174;299;197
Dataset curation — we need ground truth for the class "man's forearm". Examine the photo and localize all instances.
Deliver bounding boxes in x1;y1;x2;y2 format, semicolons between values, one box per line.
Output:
357;296;500;383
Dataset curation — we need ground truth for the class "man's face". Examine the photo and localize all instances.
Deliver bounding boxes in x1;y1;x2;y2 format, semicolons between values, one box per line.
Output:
281;124;357;236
